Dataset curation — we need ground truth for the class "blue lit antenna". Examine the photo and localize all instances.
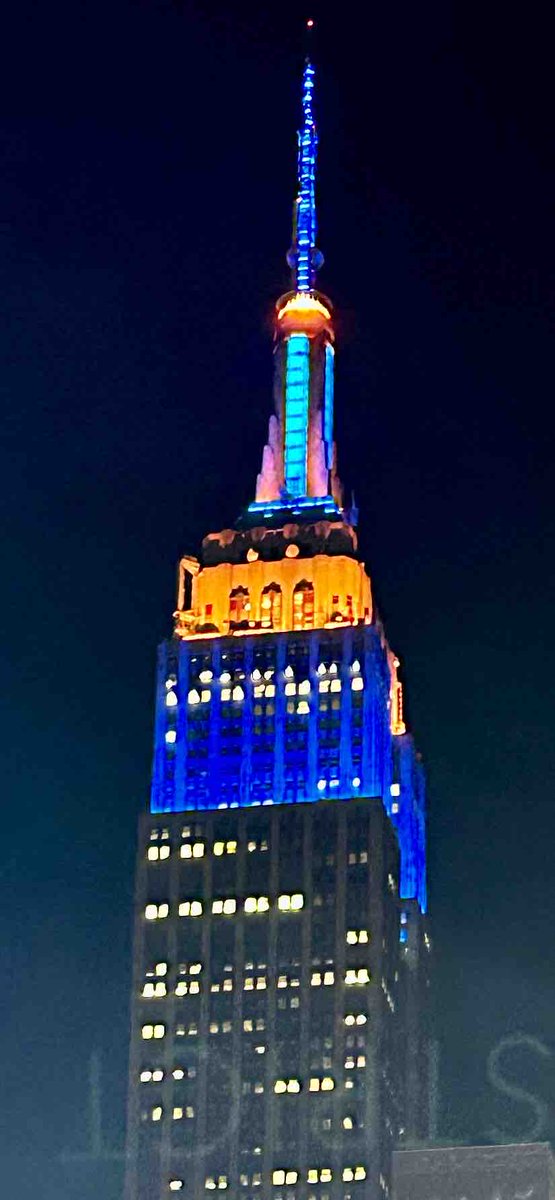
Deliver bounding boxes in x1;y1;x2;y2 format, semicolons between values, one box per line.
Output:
288;25;323;293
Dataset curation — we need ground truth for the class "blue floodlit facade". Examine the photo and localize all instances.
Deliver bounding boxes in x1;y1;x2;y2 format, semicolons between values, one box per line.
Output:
151;626;426;913
125;48;431;1200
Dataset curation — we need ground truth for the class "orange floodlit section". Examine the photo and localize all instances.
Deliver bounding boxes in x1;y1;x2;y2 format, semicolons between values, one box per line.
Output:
276;291;333;338
389;654;407;736
174;551;372;640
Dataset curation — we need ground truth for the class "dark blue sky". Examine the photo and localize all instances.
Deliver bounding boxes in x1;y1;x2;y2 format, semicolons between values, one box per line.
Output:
2;2;555;1196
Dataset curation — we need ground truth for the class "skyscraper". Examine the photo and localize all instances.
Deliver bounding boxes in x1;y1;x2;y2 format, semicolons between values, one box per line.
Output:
124;50;430;1200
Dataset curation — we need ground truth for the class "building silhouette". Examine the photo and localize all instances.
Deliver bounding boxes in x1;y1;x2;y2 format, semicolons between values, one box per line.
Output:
125;48;430;1200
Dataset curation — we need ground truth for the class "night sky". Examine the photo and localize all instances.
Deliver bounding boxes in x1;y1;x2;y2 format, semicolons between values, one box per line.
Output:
2;2;555;1196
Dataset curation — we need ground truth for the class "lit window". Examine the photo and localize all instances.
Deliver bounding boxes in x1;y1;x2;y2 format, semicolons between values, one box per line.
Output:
292;581;314;630
390;782;400;797
221;687;231;701
343;1116;354;1129
357;1055;366;1067
147;844;170;861
356;1014;367;1025
212;898;237;915
346;930;369;945
232;685;244;702
243;1019;253;1031
352;659;361;672
180;841;205;859
321;1076;335;1091
186;689;199;705
151;1106;163;1121
142;981;167;998
173;1068;185;1080
351;677;364;691
265;682;276;697
173;1107;183;1120
273;1172;285;1186
179;900;203;917
169;1182;183;1191
140;1070;152;1082
321;1169;333;1183
284;682;296;697
220;671;231;684
145;903;169;921
166;690;178;707
297;700;310;715
323;971;334;986
199;669;213;683
307;1170;318;1184
345;967;370;985
354;1167;366;1181
319;679;330;693
244;896;269;914
330;679;341;693
274;1080;286;1094
287;1079;301;1093
213;841;224;856
286;1172;298;1185
311;972;322;987
343;1169;354;1183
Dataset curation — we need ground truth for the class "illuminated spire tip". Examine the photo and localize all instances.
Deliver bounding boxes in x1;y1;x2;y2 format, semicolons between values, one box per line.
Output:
287;50;323;291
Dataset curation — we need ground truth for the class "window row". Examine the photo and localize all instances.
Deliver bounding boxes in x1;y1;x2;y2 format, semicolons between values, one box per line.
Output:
148;839;268;862
184;675;364;708
168;1164;368;1193
144;893;303;920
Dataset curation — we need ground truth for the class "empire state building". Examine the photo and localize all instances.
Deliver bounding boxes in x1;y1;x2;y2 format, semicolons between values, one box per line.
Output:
125;48;431;1200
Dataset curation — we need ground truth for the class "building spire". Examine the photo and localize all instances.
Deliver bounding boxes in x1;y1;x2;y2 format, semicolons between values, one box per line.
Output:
247;29;346;519
287;37;323;292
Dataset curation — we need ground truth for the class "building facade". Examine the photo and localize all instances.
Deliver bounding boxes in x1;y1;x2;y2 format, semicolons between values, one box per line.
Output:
393;1143;555;1200
125;53;430;1200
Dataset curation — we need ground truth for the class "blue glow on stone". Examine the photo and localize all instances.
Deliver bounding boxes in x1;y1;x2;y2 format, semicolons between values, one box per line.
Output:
150;627;427;913
284;334;310;495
